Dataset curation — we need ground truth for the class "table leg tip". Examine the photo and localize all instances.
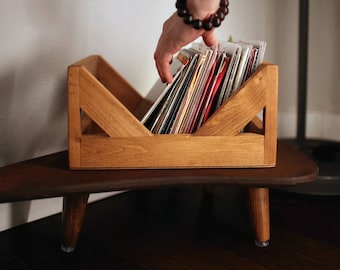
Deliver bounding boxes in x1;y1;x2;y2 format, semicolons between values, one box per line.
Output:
61;245;75;253
255;240;270;247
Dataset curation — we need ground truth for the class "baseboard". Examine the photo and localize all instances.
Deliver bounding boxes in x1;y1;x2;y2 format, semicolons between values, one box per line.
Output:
278;110;340;142
0;191;123;232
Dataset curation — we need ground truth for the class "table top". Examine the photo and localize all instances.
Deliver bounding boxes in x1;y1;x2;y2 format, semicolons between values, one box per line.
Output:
0;141;318;203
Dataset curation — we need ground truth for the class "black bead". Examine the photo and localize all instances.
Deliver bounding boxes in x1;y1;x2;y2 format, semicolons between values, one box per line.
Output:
212;17;221;27
220;0;229;7
192;19;203;30
217;9;225;20
220;6;229;16
176;0;186;9
177;8;187;17
203;20;213;31
183;14;193;24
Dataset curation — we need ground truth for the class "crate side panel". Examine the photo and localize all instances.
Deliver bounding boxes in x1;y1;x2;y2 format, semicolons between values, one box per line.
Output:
264;64;278;165
72;55;99;77
68;66;81;168
195;64;270;136
97;56;144;113
78;67;151;137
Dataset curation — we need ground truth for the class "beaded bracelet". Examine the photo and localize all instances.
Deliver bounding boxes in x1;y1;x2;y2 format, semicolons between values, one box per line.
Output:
176;0;229;31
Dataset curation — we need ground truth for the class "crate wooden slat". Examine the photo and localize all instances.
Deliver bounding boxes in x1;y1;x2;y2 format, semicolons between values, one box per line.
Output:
68;55;278;169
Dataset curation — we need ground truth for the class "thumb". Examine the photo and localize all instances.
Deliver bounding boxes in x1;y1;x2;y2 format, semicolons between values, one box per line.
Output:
202;30;218;47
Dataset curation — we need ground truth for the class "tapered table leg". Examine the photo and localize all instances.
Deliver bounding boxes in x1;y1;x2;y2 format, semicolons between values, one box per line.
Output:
61;193;89;252
247;188;270;247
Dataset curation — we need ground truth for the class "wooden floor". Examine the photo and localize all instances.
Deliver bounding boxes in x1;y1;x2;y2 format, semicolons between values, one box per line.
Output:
0;187;340;269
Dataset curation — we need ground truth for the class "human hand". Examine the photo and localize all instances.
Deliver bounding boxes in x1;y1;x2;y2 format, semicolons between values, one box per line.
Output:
154;12;218;83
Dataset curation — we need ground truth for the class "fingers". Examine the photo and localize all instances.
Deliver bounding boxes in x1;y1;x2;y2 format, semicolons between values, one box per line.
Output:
153;15;177;83
154;51;173;84
154;13;217;84
202;29;218;47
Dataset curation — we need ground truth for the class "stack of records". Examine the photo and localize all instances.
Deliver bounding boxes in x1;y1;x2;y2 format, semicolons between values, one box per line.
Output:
141;39;266;134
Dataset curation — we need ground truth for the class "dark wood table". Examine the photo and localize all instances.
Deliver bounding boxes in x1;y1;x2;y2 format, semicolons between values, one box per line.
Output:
0;141;318;252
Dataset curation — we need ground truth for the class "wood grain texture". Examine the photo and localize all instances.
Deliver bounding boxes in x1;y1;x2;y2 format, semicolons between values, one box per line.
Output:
2;187;339;270
247;188;270;243
80;134;265;169
68;55;279;170
263;64;278;165
78;67;150;138
71;55;99;77
67;66;81;167
96;56;143;113
0;141;318;203
194;64;268;136
61;194;89;252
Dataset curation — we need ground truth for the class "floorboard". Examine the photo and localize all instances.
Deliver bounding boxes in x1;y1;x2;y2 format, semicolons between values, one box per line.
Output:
0;187;339;270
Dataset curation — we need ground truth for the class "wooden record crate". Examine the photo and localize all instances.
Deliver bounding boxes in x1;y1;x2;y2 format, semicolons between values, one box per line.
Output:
68;55;278;169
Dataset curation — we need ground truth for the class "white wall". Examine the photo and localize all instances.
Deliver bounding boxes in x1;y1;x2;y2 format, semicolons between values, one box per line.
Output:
277;0;340;140
0;0;339;231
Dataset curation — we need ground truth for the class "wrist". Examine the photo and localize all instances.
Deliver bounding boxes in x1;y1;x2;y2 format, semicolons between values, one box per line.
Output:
187;0;220;20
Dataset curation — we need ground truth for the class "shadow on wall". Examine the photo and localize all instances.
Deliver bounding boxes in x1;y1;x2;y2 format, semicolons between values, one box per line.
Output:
10;202;32;229
0;0;81;229
0;0;77;166
0;58;69;230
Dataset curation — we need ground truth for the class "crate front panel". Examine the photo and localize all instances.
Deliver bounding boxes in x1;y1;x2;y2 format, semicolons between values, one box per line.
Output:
74;134;272;169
